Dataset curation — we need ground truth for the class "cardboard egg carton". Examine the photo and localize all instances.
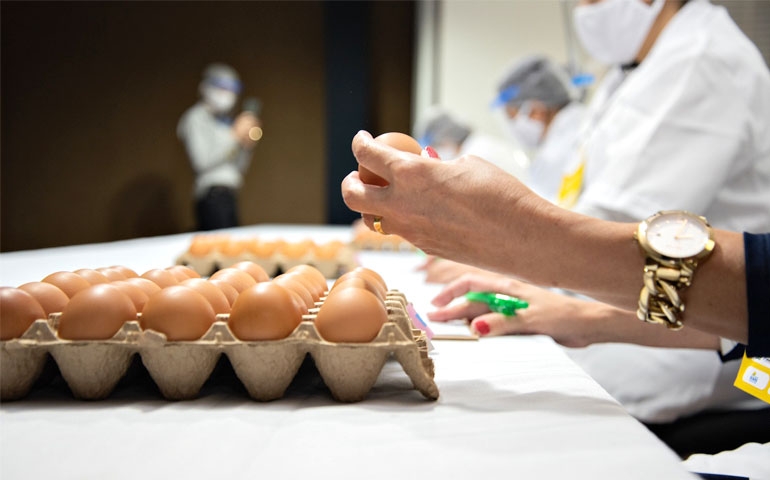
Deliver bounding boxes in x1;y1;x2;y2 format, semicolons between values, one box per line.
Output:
1;292;438;403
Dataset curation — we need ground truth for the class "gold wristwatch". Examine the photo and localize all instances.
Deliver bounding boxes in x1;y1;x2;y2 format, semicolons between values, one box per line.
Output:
634;210;715;330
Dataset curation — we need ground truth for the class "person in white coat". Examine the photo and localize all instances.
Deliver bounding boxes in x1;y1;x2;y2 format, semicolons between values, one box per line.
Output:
178;63;261;231
429;0;770;435
560;0;770;426
492;55;586;203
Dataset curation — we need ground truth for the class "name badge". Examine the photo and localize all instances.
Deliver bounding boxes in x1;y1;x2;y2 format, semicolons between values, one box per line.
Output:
734;353;770;404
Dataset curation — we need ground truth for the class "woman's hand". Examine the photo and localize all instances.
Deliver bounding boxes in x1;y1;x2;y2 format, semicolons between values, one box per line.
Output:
342;130;554;274
427;272;605;348
415;256;491;284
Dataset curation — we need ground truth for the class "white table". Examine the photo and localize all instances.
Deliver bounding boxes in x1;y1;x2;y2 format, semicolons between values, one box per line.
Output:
0;225;697;480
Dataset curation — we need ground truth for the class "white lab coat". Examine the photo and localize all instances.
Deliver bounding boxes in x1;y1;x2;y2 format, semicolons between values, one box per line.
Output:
528;101;585;203
459;132;530;181
565;0;770;423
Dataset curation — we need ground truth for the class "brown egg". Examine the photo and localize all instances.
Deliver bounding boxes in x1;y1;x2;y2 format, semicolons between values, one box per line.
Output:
141;268;180;289
110;280;150;311
180;278;231;314
18;281;70;315
273;275;315;309
0;287;46;340
123;277;162;297
95;267;128;281
209;268;257;293
351;267;387;292
313;240;344;260
286;265;328;294
58;284;137;340
140;286;216;341
330;277;384;302
314;286;388;343
42;271;91;298
246;239;277;258
333;269;387;300
228;283;303;341
74;268;111;285
165;265;201;281
209;279;239;306
221;239;248;257
230;261;270;283
282;271;324;301
188;234;227;256
360;132;423;186
284;288;310;316
105;265;139;278
279;241;312;259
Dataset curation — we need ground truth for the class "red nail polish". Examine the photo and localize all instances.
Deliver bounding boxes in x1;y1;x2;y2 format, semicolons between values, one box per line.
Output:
475;320;490;336
425;146;440;159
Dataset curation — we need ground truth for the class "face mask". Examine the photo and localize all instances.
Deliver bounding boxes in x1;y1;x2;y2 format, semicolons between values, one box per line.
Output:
504;103;545;150
573;0;664;65
202;86;237;114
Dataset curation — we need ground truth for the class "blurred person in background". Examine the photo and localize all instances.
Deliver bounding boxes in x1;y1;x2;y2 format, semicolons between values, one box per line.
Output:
492;54;586;203
414;106;529;180
178;63;261;231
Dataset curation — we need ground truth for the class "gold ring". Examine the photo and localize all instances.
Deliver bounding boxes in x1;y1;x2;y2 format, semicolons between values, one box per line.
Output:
373;216;386;235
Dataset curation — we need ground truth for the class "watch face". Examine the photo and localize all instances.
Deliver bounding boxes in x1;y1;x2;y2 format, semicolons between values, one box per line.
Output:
646;211;711;258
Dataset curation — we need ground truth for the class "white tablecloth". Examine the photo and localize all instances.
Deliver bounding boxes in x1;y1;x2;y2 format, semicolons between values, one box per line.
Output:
0;225;697;479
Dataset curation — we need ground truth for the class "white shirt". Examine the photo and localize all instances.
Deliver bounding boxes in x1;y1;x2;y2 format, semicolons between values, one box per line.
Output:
575;0;770;231
177;103;252;198
528;101;585;203
565;0;770;423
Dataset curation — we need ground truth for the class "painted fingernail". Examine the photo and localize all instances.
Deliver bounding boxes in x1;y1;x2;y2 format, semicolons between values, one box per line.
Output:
474;320;490;336
424;146;440;159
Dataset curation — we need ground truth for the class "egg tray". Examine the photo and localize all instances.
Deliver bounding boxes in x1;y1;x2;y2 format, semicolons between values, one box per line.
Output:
1;292;438;403
176;250;358;279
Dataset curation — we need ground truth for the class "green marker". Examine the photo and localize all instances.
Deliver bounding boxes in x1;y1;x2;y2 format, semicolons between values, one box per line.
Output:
465;291;529;316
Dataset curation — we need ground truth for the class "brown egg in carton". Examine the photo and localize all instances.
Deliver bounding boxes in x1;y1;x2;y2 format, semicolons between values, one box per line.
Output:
1;292;438;403
176;236;358;278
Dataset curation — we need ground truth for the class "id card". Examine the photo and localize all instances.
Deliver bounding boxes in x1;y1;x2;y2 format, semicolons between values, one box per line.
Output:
733;353;770;404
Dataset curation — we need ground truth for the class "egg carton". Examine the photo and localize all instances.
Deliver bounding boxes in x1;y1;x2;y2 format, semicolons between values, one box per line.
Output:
1;292;438;403
176;250;358;279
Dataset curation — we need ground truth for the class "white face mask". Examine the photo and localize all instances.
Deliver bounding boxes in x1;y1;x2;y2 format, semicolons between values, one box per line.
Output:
504;103;545;150
202;86;237;114
573;0;664;65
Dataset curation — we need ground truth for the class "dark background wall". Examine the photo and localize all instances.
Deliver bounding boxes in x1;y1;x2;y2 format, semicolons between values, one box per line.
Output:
0;1;414;252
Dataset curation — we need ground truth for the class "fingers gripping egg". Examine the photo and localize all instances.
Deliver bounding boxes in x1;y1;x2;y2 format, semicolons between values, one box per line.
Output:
359;132;423;186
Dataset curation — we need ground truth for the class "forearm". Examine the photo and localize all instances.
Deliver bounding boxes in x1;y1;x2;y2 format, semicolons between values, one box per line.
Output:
587;303;721;350
512;207;748;343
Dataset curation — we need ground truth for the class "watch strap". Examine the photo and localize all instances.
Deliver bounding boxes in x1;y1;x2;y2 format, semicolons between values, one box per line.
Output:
637;259;696;330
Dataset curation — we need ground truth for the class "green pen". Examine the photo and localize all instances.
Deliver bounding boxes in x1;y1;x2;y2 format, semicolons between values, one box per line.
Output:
464;291;529;316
